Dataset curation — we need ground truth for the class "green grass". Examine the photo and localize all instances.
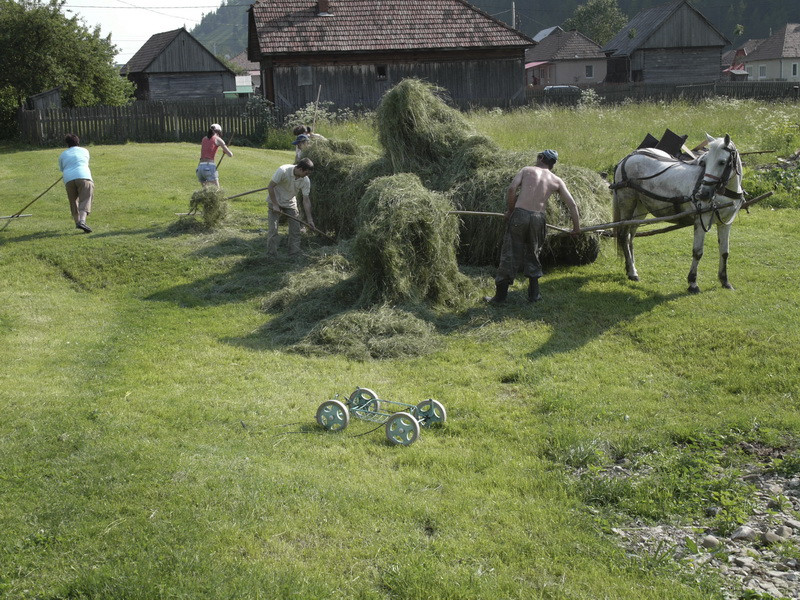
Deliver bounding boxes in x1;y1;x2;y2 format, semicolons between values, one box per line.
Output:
1;99;799;599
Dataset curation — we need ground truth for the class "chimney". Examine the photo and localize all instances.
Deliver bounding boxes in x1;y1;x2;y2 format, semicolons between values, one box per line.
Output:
318;0;331;15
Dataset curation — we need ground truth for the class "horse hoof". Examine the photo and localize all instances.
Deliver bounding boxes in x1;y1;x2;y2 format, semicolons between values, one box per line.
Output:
722;282;734;290
688;285;701;294
628;275;639;282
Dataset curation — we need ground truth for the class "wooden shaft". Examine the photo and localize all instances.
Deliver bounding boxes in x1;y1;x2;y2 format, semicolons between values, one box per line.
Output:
272;208;336;243
217;133;235;168
448;191;772;235
1;176;62;231
226;186;269;200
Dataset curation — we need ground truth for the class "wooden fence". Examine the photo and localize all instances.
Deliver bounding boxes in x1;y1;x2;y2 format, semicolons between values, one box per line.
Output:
17;98;282;147
526;80;800;105
17;82;800;146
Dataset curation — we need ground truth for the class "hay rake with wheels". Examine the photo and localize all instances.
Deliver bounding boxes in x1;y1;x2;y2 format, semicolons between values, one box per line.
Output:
316;387;446;446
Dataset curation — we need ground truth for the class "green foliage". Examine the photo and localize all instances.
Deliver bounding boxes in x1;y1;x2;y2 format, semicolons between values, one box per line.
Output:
768;450;800;477
0;0;134;108
563;0;629;45
571;433;759;535
188;186;228;228
285;100;360;130
190;0;255;60
241;96;282;148
744;167;800;209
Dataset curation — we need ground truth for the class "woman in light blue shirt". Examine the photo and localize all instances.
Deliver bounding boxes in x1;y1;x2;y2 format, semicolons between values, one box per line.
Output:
58;134;94;233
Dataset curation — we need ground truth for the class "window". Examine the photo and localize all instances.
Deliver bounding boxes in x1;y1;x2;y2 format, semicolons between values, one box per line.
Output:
585;65;594;79
793;63;798;77
759;65;767;79
375;64;387;81
297;66;312;86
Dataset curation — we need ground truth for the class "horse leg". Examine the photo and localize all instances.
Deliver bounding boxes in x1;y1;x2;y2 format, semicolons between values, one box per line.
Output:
717;222;734;289
687;220;705;294
613;190;640;281
625;225;640;281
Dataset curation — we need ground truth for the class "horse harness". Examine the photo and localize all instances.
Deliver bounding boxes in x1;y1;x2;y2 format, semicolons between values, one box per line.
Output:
610;146;743;231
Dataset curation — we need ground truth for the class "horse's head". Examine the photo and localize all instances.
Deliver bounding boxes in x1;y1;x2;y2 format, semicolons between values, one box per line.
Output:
697;133;742;200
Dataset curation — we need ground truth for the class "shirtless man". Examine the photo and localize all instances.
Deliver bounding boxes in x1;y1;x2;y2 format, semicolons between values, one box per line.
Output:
485;149;581;304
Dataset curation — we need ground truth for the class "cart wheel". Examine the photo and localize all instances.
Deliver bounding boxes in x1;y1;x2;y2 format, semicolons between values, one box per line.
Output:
348;387;379;410
385;412;420;446
316;400;349;432
416;399;447;427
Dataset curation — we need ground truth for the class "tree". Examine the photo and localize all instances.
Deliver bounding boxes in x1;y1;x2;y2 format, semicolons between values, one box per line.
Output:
0;0;134;131
562;0;629;46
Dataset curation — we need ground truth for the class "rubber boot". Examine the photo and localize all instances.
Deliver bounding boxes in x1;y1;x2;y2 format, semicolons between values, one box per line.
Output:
484;281;509;304
528;277;542;302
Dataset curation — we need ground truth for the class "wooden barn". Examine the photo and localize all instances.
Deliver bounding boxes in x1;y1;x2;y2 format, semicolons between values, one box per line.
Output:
121;28;236;101
602;0;729;84
247;0;534;112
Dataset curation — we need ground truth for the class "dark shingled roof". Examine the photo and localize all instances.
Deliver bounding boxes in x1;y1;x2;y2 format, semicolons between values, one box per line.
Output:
603;0;727;58
526;30;604;62
121;29;183;74
745;24;800;61
249;0;534;56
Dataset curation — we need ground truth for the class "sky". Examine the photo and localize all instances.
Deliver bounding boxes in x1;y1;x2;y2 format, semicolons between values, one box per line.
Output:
61;0;223;65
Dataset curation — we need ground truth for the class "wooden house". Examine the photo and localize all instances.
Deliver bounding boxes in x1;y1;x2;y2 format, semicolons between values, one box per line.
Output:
247;0;534;111
740;24;800;82
121;28;236;101
722;39;764;81
525;30;606;86
602;0;729;84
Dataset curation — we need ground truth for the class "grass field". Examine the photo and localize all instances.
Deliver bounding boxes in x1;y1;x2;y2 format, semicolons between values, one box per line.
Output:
1;99;799;599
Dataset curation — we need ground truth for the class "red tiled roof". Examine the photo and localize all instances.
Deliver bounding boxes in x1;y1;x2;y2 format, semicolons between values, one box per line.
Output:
250;0;534;56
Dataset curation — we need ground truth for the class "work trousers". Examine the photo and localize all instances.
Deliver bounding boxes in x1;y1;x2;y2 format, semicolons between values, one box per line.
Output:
495;208;546;284
65;179;94;222
267;204;301;256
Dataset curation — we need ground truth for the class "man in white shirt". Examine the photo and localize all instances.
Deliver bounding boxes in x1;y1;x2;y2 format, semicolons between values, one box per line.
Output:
266;158;314;257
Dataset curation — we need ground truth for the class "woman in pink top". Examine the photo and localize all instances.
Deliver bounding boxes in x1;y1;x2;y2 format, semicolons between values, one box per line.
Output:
196;123;233;188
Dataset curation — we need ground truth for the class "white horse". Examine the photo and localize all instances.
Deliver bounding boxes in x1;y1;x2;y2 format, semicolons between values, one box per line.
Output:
612;134;744;293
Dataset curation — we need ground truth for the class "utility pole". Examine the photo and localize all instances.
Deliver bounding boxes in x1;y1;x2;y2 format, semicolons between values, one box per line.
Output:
512;1;516;29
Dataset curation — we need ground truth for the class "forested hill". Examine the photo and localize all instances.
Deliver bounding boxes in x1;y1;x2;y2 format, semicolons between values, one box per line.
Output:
191;0;800;60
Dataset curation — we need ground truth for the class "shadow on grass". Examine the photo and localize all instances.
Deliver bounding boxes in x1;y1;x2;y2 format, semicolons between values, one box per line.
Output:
519;273;681;358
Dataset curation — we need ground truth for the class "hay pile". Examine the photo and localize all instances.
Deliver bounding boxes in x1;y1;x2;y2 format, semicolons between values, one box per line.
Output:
353;173;471;306
262;252;441;360
188;187;228;228
262;79;612;359
306;79;611;266
302;140;390;238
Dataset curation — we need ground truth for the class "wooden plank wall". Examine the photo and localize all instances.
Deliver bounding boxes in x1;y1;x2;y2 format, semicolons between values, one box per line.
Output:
272;59;527;112
17;99;281;146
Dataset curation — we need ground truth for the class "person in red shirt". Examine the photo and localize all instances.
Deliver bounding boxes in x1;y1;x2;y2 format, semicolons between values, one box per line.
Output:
196;123;233;188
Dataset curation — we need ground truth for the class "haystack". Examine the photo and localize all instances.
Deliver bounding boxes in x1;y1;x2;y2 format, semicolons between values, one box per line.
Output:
376;79;497;191
302;141;390;238
353;173;471;306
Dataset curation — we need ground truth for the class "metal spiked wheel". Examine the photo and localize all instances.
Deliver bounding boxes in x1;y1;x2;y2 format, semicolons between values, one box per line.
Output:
316;399;350;431
415;399;447;427
385;412;420;446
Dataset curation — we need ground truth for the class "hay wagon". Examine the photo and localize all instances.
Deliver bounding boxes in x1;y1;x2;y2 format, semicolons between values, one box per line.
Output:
316;387;446;446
